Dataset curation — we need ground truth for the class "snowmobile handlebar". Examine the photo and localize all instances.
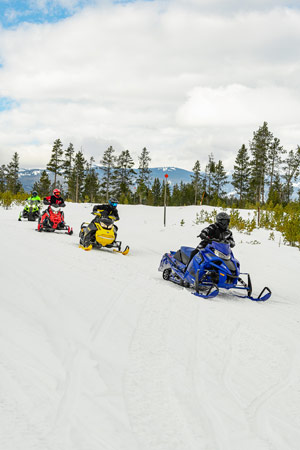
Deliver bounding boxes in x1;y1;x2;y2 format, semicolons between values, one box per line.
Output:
199;238;232;244
92;211;117;221
44;201;65;208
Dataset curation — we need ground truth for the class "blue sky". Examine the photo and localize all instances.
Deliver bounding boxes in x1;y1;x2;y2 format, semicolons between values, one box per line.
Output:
0;1;91;27
0;96;18;111
0;0;140;28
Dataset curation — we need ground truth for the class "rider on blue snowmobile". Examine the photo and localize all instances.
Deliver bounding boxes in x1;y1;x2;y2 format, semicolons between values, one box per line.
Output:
186;212;235;265
81;198;120;250
159;210;271;301
199;212;235;248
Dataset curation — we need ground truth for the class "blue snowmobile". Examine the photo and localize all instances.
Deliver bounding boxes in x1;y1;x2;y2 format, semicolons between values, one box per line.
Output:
158;240;271;301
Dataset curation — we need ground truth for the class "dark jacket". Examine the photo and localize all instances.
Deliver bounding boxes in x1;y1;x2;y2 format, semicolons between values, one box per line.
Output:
92;204;119;221
198;223;235;248
44;195;65;206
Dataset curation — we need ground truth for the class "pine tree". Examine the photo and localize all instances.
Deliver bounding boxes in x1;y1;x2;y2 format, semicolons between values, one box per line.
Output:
146;189;154;206
113;150;136;199
151;177;161;206
191;160;202;205
63;142;75;191
69;151;86;202
212;160;227;199
170;183;181;206
232;144;251;203
84;157;100;202
137;147;151;203
267;137;285;195
32;170;51;197
100;146;116;202
204;153;215;202
47;139;64;187
267;173;283;205
0;164;6;192
282;146;300;203
249;122;273;204
6;152;23;193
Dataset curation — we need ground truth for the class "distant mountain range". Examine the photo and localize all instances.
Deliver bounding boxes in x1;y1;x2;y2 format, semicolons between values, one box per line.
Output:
19;166;206;192
20;166;299;199
19;166;300;199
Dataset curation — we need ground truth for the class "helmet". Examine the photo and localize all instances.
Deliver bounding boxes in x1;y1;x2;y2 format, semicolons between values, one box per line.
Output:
53;188;61;198
216;212;230;230
108;197;118;207
32;191;37;197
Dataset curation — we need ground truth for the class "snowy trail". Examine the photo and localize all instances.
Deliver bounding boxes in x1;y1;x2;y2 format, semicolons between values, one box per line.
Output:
1;203;300;450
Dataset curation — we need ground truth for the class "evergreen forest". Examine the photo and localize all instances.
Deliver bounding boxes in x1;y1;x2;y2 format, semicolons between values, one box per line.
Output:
1;122;300;247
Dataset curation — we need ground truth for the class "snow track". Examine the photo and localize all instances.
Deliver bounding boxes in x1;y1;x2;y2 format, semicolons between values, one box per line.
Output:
1;203;300;450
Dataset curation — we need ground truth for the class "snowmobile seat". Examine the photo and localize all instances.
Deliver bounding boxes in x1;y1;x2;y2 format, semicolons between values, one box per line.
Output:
174;246;195;266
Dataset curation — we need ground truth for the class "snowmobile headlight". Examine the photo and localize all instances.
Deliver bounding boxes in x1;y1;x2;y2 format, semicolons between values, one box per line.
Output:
214;249;231;260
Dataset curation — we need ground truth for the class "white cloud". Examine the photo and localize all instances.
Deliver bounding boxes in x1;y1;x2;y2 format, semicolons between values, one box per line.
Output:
0;1;300;169
176;84;300;127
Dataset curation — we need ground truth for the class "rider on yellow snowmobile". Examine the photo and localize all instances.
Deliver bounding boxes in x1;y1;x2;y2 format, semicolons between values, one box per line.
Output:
80;198;120;251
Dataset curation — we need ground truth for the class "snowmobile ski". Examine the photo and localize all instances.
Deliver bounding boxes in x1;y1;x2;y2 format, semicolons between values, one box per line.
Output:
113;245;130;255
233;286;271;302
79;244;92;251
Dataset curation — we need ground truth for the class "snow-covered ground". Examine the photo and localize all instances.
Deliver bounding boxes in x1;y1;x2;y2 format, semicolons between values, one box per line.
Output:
1;203;300;450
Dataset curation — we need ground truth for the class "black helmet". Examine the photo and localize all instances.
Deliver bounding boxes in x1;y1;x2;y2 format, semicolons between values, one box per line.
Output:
216;212;230;230
32;191;38;197
108;197;118;207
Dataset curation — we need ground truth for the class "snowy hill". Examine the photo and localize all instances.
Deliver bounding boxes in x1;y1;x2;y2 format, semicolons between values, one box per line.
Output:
1;203;300;450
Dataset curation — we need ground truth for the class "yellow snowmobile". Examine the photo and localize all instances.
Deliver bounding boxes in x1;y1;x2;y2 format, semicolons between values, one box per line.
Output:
79;211;129;255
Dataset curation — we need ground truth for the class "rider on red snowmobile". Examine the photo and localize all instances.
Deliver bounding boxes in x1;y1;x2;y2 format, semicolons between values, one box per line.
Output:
38;188;69;231
43;188;65;207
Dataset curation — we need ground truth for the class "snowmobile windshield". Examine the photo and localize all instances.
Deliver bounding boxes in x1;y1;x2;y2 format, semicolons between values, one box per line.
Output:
52;206;61;214
100;220;113;229
211;241;231;260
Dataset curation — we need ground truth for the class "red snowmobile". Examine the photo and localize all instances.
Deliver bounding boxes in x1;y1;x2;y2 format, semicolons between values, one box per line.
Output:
37;203;73;235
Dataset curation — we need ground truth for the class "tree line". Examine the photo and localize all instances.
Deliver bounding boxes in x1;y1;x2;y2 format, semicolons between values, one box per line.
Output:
1;122;300;207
